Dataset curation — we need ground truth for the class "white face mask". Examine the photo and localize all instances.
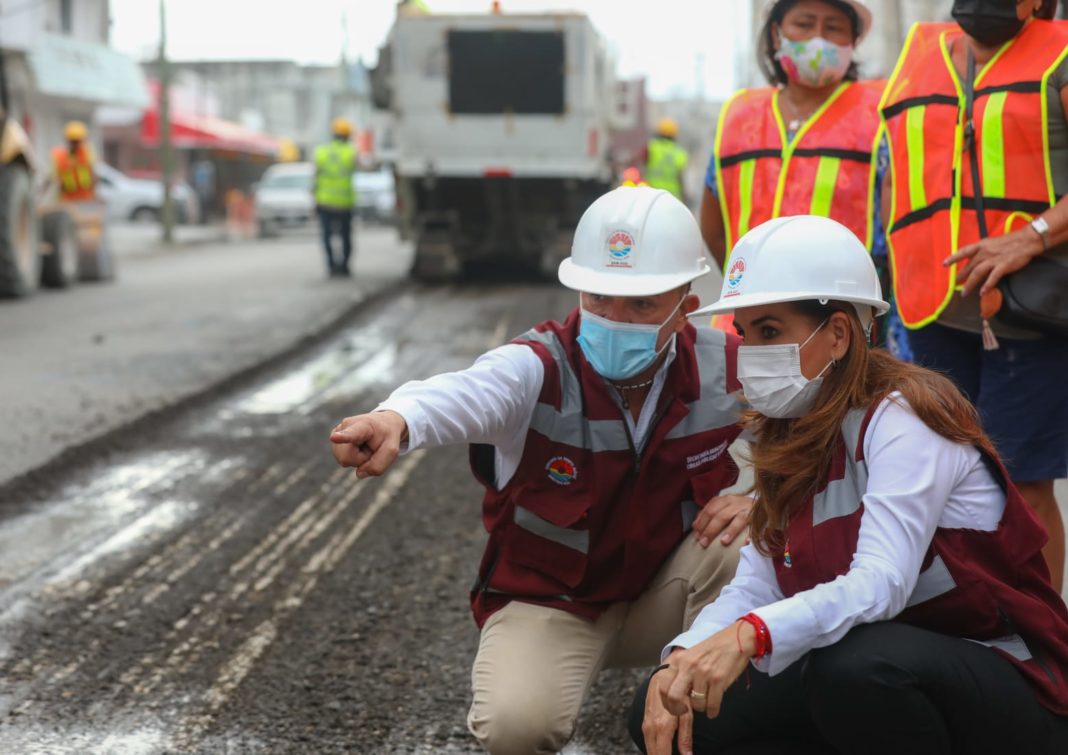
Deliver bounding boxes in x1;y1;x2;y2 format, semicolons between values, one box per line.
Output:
738;320;833;419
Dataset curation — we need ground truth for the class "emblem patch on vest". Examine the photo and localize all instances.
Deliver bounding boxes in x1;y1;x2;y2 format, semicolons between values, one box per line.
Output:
725;258;746;296
546;456;578;485
606;230;635;269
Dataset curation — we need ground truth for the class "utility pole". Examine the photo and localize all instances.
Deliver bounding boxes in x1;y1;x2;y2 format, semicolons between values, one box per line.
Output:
159;0;175;244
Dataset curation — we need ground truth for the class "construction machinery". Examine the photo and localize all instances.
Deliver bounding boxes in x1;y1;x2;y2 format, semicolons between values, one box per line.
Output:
372;8;617;279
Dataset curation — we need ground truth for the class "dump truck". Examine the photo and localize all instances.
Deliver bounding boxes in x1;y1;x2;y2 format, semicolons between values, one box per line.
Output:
372;9;617;279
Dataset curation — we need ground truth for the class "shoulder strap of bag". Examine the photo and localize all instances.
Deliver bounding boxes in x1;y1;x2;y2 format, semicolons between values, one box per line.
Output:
964;48;990;239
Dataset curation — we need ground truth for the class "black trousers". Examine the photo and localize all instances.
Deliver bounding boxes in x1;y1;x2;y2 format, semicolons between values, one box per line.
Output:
318;207;353;273
628;622;1068;755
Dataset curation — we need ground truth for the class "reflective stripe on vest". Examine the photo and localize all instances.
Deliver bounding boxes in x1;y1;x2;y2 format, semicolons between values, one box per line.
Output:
645;138;687;199
522;327;739;450
714;81;884;260
665;327;739;439
906;553;957;608
812;408;867;525
515;506;590;554
880;20;1068;328
314;142;356;209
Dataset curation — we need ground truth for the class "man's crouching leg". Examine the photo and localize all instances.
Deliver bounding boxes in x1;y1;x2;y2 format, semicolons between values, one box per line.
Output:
606;533;744;669
467;600;623;755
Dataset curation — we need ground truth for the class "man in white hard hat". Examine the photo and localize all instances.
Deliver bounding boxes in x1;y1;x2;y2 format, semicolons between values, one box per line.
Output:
329;186;749;754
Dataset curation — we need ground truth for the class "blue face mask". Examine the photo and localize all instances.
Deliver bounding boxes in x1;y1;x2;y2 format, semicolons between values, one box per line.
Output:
577;297;684;381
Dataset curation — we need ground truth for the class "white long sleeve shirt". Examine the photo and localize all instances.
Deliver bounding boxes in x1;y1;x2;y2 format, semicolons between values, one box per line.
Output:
667;394;1007;675
376;338;679;490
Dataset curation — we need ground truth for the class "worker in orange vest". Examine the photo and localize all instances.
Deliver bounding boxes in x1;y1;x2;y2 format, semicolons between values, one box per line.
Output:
880;0;1068;591
52;121;96;203
699;1;910;358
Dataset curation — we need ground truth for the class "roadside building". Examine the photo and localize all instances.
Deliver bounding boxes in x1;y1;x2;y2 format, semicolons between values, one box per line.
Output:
99;81;281;219
0;0;148;167
146;60;375;164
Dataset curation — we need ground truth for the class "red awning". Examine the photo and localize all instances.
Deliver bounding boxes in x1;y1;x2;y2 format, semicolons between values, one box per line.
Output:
140;97;280;157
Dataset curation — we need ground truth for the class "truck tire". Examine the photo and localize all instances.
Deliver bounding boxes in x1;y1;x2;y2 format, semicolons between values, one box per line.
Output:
40;210;79;288
0;164;40;298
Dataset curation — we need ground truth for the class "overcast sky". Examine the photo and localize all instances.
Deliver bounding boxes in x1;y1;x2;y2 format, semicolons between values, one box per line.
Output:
109;0;752;101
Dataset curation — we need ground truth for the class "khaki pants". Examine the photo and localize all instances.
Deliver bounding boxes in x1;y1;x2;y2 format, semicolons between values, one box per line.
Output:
467;535;742;755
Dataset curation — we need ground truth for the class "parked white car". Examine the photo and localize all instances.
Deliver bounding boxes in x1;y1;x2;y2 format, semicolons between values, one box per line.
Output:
94;163;200;224
355;167;396;223
255;162;396;235
254;162;315;237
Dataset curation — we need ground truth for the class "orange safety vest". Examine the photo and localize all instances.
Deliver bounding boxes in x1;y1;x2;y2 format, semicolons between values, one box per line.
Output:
881;20;1068;329
53;145;95;201
714;80;885;255
710;80;884;332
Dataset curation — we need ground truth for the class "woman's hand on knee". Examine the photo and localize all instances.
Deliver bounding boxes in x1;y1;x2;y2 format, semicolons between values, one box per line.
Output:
660;627;751;719
642;671;694;755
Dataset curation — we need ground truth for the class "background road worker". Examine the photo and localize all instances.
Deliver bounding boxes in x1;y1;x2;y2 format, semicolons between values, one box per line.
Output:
52;121;96;203
314;117;358;278
644;118;689;205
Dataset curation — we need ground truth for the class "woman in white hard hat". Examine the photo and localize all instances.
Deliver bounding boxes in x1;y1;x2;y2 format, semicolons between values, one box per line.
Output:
701;0;910;359
630;215;1068;755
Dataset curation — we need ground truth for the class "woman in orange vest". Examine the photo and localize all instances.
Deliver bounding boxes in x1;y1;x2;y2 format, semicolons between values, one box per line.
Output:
880;0;1068;591
700;0;910;358
51;121;96;203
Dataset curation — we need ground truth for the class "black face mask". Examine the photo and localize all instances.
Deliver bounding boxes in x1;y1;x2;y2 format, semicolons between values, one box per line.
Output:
952;0;1027;47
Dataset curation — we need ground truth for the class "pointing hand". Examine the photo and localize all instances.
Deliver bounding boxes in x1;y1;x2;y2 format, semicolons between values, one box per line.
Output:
330;410;408;478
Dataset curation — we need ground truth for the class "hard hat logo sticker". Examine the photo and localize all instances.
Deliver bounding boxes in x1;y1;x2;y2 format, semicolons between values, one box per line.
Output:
606;230;636;269
546;456;578;485
726;258;746;296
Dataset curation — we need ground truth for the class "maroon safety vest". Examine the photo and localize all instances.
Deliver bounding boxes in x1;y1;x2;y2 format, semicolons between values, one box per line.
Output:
468;309;744;627
774;400;1068;714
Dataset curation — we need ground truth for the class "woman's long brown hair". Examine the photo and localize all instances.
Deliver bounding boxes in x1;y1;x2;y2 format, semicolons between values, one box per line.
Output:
746;301;998;557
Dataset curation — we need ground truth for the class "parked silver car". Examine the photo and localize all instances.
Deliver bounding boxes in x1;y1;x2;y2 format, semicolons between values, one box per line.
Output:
95;163;200;224
255;162;395;235
254;162;315;237
355;167;396;223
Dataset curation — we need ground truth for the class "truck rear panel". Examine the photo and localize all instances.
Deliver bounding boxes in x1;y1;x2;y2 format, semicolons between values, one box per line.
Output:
388;14;613;181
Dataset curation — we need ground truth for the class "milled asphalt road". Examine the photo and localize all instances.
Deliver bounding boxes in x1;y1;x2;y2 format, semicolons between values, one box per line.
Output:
0;276;659;753
0;222;1063;754
0;223;410;486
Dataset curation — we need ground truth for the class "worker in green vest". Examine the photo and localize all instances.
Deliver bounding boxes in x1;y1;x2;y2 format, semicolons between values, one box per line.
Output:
644;117;689;205
314;117;358;277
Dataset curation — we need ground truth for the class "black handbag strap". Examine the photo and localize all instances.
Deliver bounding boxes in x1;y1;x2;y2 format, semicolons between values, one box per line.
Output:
963;48;990;239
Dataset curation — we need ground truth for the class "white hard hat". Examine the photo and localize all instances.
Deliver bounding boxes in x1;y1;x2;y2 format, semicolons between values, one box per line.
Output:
694;215;889;322
764;0;873;43
558;186;710;297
